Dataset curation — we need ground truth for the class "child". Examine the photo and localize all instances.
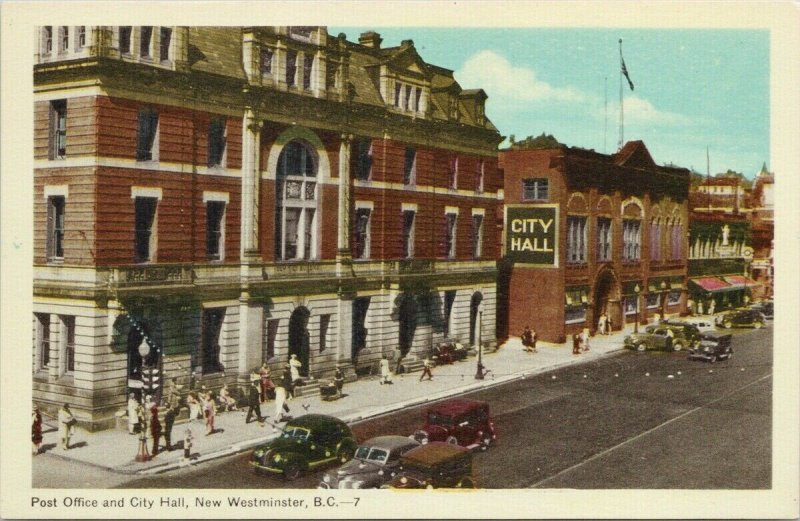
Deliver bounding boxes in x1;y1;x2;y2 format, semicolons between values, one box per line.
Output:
183;428;193;461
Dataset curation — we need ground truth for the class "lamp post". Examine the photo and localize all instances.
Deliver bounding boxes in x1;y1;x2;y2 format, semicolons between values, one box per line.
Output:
475;311;485;380
634;284;641;334
660;281;668;321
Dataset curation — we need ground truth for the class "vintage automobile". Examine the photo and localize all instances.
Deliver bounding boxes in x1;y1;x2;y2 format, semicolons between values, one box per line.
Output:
748;301;774;320
623;324;695;352
251;414;357;480
432;338;469;365
382;442;476;489
688;332;734;363
673;316;717;333
411;398;496;451
716;309;767;329
318;435;420;489
658;320;702;344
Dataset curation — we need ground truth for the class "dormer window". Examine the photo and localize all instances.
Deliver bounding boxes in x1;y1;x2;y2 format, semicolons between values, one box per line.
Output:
77;26;86;49
43;26;53;54
414;87;422;112
59;26;69;53
119;27;132;54
140;26;153;58
449;96;459;120
159;27;172;62
394;83;402;108
286;50;297;87
303;54;313;90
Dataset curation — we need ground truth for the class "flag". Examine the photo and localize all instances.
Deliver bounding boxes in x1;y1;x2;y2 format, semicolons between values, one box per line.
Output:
621;56;634;91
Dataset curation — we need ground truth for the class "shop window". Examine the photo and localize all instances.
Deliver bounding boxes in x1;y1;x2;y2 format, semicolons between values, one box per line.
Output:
646;292;661;309
522;178;548;201
564;287;588;324
624;296;638;315
667;291;681;306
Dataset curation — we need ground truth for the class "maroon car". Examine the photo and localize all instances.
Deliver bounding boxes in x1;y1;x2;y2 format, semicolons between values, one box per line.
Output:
411;398;496;451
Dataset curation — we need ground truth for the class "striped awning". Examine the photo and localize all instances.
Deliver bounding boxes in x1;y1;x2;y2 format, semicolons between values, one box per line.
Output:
690;277;732;292
722;275;762;289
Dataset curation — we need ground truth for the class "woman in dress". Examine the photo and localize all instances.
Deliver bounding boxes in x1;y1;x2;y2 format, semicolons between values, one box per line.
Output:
57;403;75;450
32;405;43;455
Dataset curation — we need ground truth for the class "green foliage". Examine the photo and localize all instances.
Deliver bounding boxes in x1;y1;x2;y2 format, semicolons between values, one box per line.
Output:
507;133;562;150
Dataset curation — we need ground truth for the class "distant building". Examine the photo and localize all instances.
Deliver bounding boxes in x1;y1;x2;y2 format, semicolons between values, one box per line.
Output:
749;163;774;299
498;141;690;344
33;26;502;429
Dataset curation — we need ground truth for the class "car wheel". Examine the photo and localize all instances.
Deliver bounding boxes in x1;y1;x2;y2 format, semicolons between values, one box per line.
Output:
457;477;476;488
283;462;301;481
479;435;492;451
672;342;683;352
636;343;646;352
753;321;763;329
337;447;354;464
445;436;458;445
723;321;733;329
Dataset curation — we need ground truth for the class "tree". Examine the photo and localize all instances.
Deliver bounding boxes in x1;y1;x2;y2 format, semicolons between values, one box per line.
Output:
507;133;562;150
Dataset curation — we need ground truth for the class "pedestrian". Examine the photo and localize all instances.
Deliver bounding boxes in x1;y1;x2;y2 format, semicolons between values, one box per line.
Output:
419;356;433;381
572;333;581;355
282;365;296;399
164;405;177;451
165;377;183;412
581;328;591;352
259;363;274;402
186;391;201;421
607;314;613;333
698;300;705;315
665;327;675;351
530;327;538;352
32;405;43;455
289;354;303;383
273;377;291;429
708;300;716;316
246;381;262;424
597;313;607;335
521;326;534;352
127;392;139;435
334;367;345;398
203;391;216;435
150;402;162;456
380;355;393;385
220;384;238;412
57;403;76;451
183;427;193;461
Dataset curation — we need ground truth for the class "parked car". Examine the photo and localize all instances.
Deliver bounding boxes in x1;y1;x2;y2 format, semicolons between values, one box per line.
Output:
688;332;733;363
623;324;695;352
411;398;496;451
658;320;702;344
382;442;476;489
319;435;419;489
675;316;717;333
748;300;773;319
716;309;767;329
251;414;357;480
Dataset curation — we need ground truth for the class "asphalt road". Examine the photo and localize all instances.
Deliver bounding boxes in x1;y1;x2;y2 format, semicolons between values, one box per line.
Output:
34;327;771;490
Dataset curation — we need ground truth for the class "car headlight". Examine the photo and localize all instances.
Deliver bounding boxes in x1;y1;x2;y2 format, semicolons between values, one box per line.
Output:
322;473;331;483
273;453;282;463
253;449;264;458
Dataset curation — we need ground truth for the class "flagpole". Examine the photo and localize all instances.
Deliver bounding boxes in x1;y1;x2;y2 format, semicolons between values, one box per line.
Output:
618;39;624;150
604;75;608;153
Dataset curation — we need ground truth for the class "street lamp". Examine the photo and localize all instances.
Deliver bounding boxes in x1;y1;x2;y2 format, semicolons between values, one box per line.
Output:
660;281;668;321
475;311;485;380
634;284;641;334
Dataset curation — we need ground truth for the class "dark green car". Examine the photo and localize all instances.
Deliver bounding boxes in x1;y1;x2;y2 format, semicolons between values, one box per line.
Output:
251;414;357;480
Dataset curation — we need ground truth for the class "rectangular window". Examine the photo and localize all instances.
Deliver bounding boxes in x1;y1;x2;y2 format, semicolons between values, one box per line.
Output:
286;50;297;87
46;195;65;261
667;290;681;306
564;288;588;324
414;87;422;112
77;26;86;48
136;109;158;161
206;201;225;261
303;54;313;90
472;214;484;259
394;83;402;107
402;210;415;258
650;221;661;262
404;84;412;110
597;217;612;262
319;314;331;352
283;207;300;259
646;292;660;309
567;216;587;264
476;159;485;193
207;118;226;167
355;139;372;181
264;318;279;362
159;27;172;61
403;147;416;186
59;26;69;52
444;212;457;258
140;26;153;57
119;26;132;54
260;48;273;74
43;26;53;54
623;220;641;261
522;178;549;201
49;100;67;160
134;197;157;263
35;313;51;370
448;156;458;190
353;208;371;259
62;315;75;374
624;296;638;315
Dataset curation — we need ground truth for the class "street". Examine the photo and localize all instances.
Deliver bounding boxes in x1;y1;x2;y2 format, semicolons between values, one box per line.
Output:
34;327;771;490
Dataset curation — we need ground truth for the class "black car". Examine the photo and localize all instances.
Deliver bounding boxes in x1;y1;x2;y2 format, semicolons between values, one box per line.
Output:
382;442;476;489
688;332;733;363
251;414;357;480
748;301;773;319
716;309;767;329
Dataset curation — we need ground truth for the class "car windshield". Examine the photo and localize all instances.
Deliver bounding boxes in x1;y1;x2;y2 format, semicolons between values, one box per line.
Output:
427;413;455;427
355;446;389;464
280;426;311;440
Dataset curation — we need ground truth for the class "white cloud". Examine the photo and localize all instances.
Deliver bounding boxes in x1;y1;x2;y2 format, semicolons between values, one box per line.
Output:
604;96;693;126
455;50;585;103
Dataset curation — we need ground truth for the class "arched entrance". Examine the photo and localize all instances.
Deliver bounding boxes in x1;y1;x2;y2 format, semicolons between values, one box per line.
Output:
397;294;417;358
593;269;622;332
469;292;484;347
288;306;311;377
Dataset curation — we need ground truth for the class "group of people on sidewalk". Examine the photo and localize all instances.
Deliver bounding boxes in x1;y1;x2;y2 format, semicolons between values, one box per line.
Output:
31;403;76;455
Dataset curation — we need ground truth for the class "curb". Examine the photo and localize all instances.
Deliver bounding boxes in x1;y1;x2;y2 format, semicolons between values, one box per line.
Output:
136;345;624;476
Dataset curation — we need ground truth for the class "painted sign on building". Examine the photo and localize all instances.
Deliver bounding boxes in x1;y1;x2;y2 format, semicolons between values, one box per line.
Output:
505;204;559;266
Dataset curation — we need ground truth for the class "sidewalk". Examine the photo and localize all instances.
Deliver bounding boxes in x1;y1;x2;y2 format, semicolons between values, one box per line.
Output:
36;326;633;475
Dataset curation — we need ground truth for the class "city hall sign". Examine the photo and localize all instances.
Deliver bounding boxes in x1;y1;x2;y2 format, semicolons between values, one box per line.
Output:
505;204;559;266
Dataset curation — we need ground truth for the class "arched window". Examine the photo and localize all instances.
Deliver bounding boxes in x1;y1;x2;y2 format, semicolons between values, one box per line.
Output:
275;140;318;260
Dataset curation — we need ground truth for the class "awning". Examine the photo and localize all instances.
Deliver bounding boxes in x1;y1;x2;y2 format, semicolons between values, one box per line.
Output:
690;277;738;293
722;275;762;289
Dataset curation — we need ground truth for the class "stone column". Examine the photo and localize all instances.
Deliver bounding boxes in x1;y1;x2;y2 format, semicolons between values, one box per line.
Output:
237;291;263;385
336;134;354;375
337;134;352;259
241;106;262;261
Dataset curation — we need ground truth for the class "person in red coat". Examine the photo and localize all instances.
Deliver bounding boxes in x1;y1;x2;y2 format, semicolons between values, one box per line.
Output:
149;403;162;456
32;405;43;455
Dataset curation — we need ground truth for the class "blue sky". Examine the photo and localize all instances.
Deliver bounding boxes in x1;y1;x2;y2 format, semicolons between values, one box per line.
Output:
334;27;769;178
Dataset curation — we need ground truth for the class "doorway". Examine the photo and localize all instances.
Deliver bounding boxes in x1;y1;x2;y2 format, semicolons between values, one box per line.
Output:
288;306;311;376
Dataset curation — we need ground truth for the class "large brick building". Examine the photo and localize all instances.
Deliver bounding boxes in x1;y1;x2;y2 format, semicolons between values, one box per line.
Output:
33;26;502;429
498;142;690;344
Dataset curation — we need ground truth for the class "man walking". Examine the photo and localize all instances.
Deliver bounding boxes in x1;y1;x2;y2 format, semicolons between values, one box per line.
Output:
246;381;262;424
521;326;534;353
164;405;177;451
419;357;434;381
58;403;76;450
150;402;162;456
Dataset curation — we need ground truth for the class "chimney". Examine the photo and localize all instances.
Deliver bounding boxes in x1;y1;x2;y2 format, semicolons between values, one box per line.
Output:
358;31;382;49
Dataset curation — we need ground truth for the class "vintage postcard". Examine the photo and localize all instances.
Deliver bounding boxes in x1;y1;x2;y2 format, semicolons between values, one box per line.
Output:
1;1;798;519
